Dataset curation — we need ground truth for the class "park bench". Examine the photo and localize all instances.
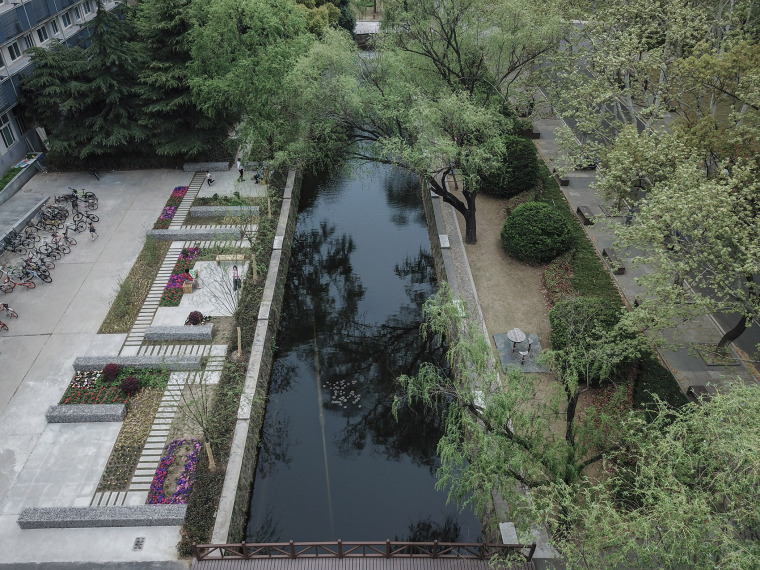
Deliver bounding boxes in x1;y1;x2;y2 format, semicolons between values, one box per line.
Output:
215;254;245;265
598;204;617;217
552;168;570;186
687;385;714;403
576;205;595;225
602;248;625;275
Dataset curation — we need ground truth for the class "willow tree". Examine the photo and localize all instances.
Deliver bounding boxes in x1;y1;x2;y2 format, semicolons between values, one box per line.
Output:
535;383;760;568
393;284;634;526
282;30;518;243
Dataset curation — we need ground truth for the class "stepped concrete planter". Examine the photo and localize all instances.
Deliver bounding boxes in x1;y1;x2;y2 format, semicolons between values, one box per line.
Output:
0;153;44;206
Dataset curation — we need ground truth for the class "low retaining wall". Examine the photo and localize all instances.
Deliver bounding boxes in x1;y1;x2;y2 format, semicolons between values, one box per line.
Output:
0;154;44;207
17;505;187;529
46;404;126;423
183;162;230;172
0;196;48;247
146;227;240;241
212;168;301;543
144;325;213;341
73;355;202;371
188;206;260;218
420;182;456;289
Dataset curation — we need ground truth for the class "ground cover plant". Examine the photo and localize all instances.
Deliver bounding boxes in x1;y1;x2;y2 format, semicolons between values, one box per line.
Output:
193;192;257;207
59;367;169;405
153;186;188;229
160;247;201;306
99;236;170;334
97;388;164;491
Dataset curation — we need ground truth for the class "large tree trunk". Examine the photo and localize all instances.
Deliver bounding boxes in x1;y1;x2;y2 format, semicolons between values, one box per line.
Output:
717;315;747;348
428;168;478;244
717;275;759;348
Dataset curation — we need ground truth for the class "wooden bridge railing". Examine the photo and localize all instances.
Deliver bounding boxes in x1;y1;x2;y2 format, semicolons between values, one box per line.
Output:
194;540;537;562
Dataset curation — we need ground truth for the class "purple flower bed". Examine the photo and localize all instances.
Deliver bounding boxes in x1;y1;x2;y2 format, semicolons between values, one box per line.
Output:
147;439;202;504
152;186;188;229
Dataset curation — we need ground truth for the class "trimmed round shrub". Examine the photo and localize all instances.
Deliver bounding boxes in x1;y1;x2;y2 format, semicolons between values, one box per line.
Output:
101;363;121;383
501;202;573;263
187;311;204;325
120;376;140;397
480;135;539;198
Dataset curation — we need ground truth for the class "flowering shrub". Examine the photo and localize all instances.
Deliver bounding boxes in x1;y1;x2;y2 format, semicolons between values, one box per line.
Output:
187;311;204;325
102;363;121;383
152;186;188;229
61;370;130;405
120;376;140;396
148;439;202;504
159;248;201;307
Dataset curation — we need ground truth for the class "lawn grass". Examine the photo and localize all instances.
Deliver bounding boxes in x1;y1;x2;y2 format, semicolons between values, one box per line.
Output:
99;236;170;333
0;166;22;191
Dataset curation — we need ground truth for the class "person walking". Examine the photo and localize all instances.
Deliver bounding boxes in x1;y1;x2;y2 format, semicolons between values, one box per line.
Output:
237;159;244;181
232;265;241;292
206;171;214;186
89;222;98;240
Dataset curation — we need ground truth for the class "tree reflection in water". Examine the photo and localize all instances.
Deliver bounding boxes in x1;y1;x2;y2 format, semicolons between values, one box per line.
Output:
248;164;480;543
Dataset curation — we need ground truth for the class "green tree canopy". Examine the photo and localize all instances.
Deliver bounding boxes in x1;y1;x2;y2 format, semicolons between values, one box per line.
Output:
536;383;760;568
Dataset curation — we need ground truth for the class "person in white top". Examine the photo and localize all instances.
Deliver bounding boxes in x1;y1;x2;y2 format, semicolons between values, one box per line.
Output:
237;159;244;181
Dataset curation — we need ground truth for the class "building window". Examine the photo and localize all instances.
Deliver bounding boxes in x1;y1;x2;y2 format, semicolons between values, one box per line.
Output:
37;26;49;43
13;109;27;135
62;11;71;27
82;0;91;14
50;19;59;34
23;34;34;50
8;42;21;61
0;113;16;148
73;6;81;21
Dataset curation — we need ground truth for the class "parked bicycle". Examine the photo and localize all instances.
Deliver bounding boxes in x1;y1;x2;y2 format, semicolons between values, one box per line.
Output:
0;272;35;293
22;264;52;284
2;303;18;318
71;204;99;224
26;251;55;270
52;230;77;247
0;320;7;331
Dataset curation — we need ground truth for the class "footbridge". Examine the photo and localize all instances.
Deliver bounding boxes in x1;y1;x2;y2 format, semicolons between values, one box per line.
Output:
192;541;537;569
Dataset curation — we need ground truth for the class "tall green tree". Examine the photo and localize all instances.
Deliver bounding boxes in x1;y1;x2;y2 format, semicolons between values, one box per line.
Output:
535;383;760;568
187;0;315;160
279;0;566;243
393;284;636;527
283;30;518;243
20;0;146;162
134;0;228;158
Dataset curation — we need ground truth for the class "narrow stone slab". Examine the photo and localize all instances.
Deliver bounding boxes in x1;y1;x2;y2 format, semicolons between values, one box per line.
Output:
189;205;260;217
146;227;240;242
144;325;213;341
17;505;187;529
73;355;202;371
46;404;126;423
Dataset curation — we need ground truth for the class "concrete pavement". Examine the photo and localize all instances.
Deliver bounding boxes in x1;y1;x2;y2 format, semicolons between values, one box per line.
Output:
532;116;758;393
0;168;192;567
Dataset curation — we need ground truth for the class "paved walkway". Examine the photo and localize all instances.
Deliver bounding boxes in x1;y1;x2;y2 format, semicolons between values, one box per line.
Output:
531;116;758;392
0;166;259;567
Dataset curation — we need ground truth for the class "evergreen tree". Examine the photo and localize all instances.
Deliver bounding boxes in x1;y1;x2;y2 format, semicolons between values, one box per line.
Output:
134;0;228;158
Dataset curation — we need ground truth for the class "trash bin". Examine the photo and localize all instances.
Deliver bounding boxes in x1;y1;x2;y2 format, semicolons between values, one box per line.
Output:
183;281;193;294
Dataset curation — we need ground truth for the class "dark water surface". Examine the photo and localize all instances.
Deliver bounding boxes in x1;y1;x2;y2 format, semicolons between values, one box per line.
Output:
246;163;481;543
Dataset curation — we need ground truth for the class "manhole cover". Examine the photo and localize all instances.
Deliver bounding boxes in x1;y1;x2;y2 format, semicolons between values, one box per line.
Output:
132;537;146;551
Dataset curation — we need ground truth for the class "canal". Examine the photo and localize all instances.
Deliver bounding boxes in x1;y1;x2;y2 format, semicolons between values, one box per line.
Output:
246;163;482;543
